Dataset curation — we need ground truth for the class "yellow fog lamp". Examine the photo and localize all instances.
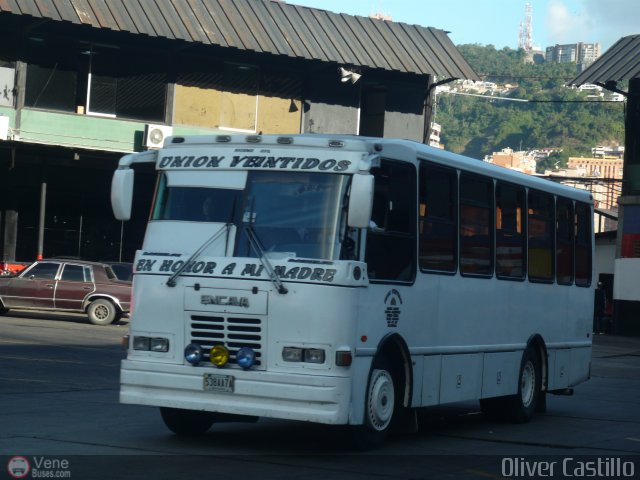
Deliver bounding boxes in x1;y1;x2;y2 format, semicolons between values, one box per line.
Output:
210;345;230;367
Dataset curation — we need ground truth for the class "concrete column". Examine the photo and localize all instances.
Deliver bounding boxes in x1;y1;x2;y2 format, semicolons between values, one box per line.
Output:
37;182;46;260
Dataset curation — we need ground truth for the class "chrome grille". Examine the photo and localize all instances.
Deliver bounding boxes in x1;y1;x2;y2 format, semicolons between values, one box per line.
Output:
189;315;264;368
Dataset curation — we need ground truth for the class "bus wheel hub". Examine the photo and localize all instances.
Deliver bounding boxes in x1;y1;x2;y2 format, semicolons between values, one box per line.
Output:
367;369;395;431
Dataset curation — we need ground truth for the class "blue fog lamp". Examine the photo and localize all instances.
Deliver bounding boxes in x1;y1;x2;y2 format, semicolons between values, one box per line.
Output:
236;347;256;370
184;343;203;365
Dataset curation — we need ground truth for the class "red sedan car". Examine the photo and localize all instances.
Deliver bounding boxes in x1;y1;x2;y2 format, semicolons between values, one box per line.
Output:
0;259;131;325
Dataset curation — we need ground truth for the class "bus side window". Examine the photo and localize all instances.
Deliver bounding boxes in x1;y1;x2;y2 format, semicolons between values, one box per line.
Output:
366;160;417;282
575;202;592;287
496;182;525;279
528;190;554;282
419;163;457;273
459;173;494;276
556;197;574;285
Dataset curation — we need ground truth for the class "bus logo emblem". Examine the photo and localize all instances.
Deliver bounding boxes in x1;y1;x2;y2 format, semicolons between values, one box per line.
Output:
201;295;250;308
384;289;402;328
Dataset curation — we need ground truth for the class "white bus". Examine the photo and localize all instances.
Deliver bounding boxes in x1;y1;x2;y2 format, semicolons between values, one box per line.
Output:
111;134;594;448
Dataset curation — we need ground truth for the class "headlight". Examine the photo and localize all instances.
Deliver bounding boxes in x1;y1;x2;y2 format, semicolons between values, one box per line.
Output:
210;345;230;367
184;343;203;365
304;348;325;364
236;347;257;370
134;336;170;352
282;347;303;362
133;336;150;351
282;347;326;364
150;337;170;352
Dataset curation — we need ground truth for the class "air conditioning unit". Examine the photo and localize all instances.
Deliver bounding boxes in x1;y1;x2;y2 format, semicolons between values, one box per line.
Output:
144;124;173;149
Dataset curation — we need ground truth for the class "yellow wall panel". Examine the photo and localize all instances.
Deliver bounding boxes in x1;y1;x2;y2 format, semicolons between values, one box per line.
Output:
220;92;257;132
174;84;301;134
174;85;222;128
257;95;301;134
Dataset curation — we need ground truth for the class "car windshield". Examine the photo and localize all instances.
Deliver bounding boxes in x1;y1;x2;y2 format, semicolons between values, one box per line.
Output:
151;171;353;261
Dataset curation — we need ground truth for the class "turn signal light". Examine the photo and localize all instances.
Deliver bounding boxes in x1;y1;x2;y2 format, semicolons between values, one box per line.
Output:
335;350;353;366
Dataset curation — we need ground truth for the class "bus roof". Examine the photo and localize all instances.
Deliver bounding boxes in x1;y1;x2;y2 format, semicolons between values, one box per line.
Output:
160;134;593;204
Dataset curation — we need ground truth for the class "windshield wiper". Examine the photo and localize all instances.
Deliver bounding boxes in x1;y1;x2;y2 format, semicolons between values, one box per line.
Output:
166;223;231;287
245;225;288;294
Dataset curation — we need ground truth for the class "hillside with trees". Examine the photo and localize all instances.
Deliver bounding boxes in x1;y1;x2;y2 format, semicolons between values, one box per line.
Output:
435;44;625;171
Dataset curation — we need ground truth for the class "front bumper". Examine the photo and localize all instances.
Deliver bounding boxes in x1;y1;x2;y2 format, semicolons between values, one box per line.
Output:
120;359;352;425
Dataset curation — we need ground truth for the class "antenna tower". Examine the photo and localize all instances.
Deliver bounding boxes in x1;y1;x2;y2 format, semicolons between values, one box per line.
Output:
518;3;533;51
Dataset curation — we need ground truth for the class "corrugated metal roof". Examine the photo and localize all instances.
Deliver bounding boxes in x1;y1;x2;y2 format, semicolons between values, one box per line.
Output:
0;0;479;80
570;34;640;86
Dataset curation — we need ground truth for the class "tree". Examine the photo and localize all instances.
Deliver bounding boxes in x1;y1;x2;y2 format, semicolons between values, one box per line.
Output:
435;45;625;159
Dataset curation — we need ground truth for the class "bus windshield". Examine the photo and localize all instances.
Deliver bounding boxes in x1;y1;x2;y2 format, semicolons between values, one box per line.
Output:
152;171;353;261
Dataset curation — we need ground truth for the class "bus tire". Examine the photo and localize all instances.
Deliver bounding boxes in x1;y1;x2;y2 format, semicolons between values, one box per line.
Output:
160;407;215;435
505;346;541;423
87;299;117;325
351;358;396;450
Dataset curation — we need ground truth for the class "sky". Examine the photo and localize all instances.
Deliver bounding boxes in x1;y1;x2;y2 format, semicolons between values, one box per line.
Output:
287;0;640;52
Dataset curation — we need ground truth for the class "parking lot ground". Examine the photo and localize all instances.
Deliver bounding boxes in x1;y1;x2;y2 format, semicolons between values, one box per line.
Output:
1;313;639;479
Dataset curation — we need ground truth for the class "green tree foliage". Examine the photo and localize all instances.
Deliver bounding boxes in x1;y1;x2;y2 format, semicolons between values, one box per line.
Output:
435;44;625;167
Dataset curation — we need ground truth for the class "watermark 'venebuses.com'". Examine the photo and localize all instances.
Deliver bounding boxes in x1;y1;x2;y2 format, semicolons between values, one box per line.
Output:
7;456;71;479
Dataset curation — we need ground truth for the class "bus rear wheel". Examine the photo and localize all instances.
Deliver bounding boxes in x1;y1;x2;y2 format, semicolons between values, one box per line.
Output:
351;358;396;450
505;346;541;423
160;407;216;436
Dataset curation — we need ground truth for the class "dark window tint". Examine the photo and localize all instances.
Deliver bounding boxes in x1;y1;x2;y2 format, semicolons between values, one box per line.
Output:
528;191;554;282
89;73;166;121
459;173;493;276
61;264;88;282
366;160;416;282
575;202;592;287
109;264;133;281
152;181;241;223
25;262;60;280
25;64;77;112
556;198;574;285
496;183;525;279
419;163;457;272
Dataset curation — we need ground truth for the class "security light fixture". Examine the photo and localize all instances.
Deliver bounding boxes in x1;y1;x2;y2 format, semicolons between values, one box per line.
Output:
338;67;362;84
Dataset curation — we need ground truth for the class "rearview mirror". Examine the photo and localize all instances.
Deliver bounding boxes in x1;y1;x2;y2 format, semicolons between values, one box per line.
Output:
111;169;134;221
348;174;374;228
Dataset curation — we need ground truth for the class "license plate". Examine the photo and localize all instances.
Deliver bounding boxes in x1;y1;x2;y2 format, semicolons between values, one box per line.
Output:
203;373;234;393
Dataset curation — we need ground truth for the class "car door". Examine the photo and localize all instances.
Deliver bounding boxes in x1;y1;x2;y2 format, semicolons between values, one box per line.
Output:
1;262;60;309
54;264;95;311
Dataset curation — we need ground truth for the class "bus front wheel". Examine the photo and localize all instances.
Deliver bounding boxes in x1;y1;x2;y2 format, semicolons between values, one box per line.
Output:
351;358;396;450
506;346;541;423
160;407;215;435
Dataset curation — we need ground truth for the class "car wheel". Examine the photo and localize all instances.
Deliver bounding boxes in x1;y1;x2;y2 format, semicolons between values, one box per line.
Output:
160;407;215;435
87;299;117;326
0;306;9;315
